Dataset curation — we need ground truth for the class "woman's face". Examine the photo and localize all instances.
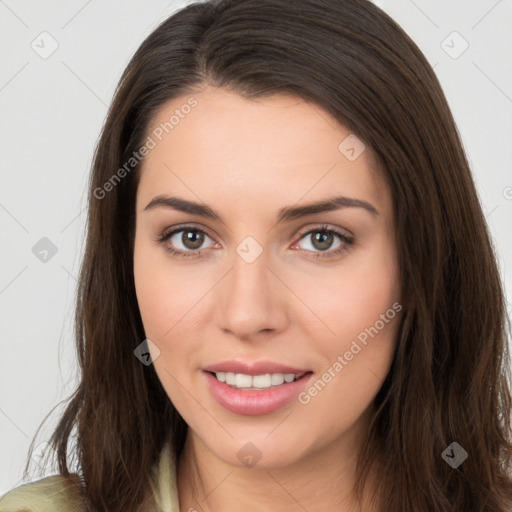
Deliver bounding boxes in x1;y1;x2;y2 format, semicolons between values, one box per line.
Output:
133;86;401;468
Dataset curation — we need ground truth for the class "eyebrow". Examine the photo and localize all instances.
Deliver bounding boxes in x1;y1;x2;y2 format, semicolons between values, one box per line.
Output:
143;194;378;221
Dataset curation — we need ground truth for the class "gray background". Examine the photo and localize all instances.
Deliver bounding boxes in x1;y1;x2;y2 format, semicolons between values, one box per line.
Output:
1;0;511;494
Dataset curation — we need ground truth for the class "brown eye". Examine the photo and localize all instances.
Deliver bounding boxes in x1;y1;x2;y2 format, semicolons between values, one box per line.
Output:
180;230;205;250
157;226;217;258
294;225;354;259
310;231;335;251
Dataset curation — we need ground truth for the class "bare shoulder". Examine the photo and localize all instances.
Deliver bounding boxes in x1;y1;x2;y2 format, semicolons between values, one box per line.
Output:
0;474;85;512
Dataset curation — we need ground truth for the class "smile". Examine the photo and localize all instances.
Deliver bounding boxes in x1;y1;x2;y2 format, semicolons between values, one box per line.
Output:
212;371;307;390
204;370;313;415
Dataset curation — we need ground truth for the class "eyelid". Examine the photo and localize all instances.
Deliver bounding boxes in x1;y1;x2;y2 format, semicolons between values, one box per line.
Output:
295;223;354;241
160;222;215;240
158;223;219;251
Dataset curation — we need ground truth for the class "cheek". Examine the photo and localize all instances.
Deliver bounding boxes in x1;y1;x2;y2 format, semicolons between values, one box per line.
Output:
295;235;400;349
315;242;400;403
296;254;401;434
133;245;169;339
133;240;204;401
133;237;206;340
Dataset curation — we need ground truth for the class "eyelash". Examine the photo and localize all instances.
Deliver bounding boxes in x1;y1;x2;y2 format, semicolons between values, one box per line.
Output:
155;224;354;260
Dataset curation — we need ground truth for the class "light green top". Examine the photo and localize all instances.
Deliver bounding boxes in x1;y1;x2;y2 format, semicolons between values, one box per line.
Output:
0;441;180;512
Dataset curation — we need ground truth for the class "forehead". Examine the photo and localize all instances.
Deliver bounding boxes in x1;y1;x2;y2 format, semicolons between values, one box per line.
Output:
137;86;389;219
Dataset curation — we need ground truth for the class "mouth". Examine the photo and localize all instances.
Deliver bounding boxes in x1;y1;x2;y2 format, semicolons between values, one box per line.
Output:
207;370;311;390
203;370;314;416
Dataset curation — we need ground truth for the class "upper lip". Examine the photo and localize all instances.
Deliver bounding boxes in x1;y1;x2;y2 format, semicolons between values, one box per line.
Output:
203;360;311;376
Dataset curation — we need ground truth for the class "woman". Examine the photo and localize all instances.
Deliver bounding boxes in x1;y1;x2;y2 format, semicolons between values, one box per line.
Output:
2;0;511;510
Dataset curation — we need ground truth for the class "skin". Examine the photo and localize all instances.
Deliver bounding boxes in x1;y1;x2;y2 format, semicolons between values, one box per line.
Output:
133;86;402;512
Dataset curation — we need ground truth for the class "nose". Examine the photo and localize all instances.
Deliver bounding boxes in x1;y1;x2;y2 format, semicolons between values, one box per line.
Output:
216;248;289;341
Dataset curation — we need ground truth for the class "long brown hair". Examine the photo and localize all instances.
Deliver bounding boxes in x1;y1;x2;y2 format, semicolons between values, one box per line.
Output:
25;0;512;510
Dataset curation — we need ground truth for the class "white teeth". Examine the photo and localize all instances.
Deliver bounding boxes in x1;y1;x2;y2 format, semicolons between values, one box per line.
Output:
271;373;285;385
253;374;272;387
235;373;252;388
214;372;306;389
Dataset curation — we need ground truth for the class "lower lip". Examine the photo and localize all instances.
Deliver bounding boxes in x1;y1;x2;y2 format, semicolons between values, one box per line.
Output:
204;371;313;416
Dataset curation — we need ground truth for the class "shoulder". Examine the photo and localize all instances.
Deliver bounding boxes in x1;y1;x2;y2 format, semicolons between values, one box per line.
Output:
0;474;85;512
